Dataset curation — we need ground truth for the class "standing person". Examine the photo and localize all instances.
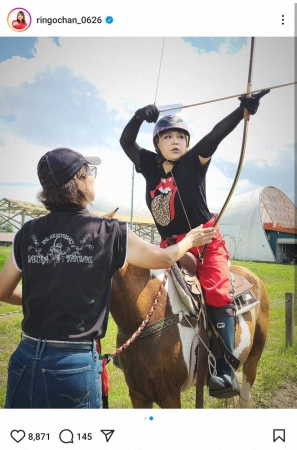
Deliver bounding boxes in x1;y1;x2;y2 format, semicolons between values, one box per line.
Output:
0;147;214;409
120;90;269;399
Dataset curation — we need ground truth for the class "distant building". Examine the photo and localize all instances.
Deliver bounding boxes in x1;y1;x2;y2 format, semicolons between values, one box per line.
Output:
1;188;296;263
0;232;15;247
0;198;160;246
219;186;297;263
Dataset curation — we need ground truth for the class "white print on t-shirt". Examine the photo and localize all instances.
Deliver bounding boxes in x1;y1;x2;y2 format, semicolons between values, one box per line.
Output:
27;233;94;266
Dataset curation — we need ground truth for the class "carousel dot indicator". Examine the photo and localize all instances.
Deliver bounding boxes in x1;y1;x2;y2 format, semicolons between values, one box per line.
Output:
149;416;154;420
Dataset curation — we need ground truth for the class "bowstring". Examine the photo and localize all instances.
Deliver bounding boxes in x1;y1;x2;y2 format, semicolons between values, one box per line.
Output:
153;38;195;241
154;37;166;106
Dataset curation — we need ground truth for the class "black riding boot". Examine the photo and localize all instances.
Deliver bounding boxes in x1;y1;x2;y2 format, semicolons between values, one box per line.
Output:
208;305;241;399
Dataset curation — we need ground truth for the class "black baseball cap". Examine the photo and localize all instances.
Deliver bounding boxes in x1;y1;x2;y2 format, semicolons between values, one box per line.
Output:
37;147;101;189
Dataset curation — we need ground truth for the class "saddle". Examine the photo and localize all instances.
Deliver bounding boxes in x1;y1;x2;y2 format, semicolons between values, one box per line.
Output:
171;253;202;316
171;252;260;372
172;252;259;317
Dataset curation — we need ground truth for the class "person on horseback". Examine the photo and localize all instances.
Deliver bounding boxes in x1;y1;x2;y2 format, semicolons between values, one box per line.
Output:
120;90;269;399
0;147;214;409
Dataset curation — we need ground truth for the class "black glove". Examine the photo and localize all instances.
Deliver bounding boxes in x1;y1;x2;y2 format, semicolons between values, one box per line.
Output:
238;88;270;115
135;104;159;123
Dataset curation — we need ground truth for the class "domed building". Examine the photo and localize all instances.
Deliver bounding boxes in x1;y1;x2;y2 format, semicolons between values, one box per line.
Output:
218;186;297;263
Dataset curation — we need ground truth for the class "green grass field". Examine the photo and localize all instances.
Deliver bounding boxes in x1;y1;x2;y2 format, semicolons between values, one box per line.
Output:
0;246;296;408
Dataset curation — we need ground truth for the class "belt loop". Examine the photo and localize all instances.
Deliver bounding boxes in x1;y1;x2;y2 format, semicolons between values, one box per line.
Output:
35;338;47;359
92;339;98;361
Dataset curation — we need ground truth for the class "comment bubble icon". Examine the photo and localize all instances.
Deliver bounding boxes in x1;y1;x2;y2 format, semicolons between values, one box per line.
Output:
59;429;74;444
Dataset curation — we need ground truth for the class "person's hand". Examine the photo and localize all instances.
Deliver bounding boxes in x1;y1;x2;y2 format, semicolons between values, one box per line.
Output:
238;89;270;115
135;104;159;123
185;225;215;248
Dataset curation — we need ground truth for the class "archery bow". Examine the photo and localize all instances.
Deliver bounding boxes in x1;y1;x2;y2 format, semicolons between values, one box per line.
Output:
199;37;256;262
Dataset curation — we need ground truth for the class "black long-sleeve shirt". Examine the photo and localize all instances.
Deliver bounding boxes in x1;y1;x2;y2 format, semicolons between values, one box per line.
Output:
120;107;244;238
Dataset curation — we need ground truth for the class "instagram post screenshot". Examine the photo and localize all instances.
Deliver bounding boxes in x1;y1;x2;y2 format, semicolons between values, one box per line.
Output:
0;0;295;448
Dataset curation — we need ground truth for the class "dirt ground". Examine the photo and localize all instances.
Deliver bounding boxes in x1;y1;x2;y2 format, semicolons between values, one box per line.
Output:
259;381;297;408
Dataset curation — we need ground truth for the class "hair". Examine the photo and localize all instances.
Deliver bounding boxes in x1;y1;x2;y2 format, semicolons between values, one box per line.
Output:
154;130;190;165
37;164;94;211
17;11;26;24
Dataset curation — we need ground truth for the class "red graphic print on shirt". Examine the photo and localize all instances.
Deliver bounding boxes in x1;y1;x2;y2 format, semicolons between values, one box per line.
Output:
150;177;177;226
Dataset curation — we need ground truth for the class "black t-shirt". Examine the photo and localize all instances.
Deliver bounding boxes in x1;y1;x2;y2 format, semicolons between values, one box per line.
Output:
137;148;212;239
13;205;127;340
121;107;244;240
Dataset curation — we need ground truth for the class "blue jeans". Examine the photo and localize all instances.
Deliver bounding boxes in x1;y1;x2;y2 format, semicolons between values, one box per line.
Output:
5;339;102;408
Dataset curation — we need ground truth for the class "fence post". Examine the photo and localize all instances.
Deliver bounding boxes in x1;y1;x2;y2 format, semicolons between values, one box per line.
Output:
285;292;295;346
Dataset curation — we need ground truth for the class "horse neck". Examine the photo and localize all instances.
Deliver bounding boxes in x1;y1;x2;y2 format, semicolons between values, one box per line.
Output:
110;263;150;329
110;263;169;332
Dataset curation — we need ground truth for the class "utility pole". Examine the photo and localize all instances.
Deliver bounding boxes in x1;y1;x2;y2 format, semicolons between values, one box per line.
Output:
130;164;135;230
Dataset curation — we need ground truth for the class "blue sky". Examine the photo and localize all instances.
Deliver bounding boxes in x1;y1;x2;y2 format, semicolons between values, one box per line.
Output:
183;37;247;55
0;38;247;63
0;37;295;216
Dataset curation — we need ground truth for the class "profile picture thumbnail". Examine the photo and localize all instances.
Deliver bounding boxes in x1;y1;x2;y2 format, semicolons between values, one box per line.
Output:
7;8;31;32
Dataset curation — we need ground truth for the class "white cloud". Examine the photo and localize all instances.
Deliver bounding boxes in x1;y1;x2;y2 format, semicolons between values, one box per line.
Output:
0;37;295;216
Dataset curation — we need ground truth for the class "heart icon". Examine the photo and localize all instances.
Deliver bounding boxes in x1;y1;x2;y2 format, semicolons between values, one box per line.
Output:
11;430;26;443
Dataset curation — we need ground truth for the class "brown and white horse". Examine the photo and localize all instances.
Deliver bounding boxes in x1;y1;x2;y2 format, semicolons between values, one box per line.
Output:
110;263;269;408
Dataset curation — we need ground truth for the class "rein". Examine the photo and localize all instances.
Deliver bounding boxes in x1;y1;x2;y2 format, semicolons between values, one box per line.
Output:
110;268;170;358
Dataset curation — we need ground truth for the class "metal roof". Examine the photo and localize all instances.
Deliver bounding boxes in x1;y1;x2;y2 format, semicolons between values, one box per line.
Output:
0;198;160;244
0;198;48;230
0;198;48;215
219;186;297;262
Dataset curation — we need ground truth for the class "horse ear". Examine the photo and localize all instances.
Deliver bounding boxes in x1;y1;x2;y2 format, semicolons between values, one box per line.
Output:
103;207;119;218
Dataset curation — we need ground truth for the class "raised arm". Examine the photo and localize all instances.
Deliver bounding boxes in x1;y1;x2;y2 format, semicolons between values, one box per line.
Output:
0;251;22;305
194;89;270;166
119;116;143;167
120;105;159;167
126;225;215;269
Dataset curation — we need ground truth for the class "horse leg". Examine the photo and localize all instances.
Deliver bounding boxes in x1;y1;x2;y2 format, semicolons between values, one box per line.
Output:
158;394;181;409
230;372;243;408
129;390;154;409
130;390;181;409
129;390;182;409
240;323;267;408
